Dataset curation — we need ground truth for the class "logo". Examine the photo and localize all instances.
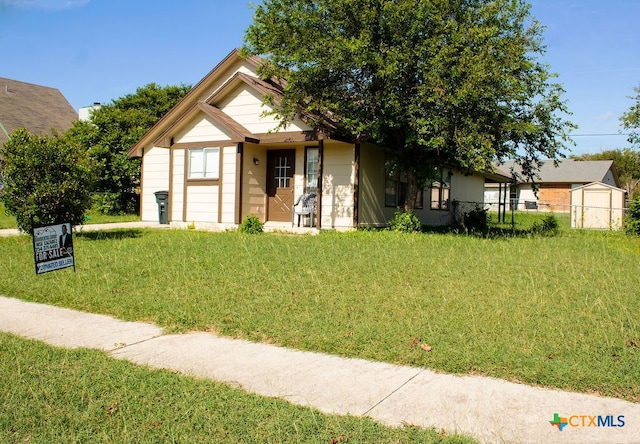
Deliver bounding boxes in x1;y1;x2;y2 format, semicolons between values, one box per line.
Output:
549;413;625;431
550;413;568;431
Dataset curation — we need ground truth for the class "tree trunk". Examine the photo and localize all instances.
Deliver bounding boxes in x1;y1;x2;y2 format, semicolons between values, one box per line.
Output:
404;169;418;213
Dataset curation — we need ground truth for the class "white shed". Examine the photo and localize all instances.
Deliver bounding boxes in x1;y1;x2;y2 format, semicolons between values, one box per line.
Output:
570;182;626;230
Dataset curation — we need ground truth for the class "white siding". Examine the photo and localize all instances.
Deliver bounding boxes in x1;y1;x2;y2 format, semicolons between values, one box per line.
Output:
218;85;309;134
174;115;234;144
141;147;170;222
220;146;237;224
186;186;219;222
321;143;355;228
171;148;185;222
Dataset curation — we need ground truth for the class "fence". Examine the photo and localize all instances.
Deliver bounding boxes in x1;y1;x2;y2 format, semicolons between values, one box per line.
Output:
483;200;630;230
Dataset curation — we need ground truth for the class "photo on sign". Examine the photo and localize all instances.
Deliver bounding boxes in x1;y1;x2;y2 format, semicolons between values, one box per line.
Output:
33;223;75;274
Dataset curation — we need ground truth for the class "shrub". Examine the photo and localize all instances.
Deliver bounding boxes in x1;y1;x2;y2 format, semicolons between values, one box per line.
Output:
91;192;140;215
625;197;640;236
462;205;489;233
532;214;559;236
239;214;264;234
0;129;94;233
388;210;421;233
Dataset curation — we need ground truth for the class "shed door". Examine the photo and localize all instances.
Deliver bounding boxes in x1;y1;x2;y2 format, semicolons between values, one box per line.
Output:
267;150;296;222
583;190;611;229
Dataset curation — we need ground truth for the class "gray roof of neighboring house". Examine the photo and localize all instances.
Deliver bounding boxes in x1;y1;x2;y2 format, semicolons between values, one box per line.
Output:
495;159;618;185
0;77;77;146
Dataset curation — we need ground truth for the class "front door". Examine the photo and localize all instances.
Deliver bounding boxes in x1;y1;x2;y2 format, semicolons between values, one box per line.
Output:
267;149;296;222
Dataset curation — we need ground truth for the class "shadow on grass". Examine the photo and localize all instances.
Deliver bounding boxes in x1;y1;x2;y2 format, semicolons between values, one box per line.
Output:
75;229;145;241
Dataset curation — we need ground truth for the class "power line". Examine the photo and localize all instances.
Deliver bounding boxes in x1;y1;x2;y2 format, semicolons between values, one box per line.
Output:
569;133;630;137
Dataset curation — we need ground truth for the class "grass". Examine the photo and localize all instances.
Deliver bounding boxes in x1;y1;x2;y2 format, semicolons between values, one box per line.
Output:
0;333;472;443
0;202;139;229
0;225;639;403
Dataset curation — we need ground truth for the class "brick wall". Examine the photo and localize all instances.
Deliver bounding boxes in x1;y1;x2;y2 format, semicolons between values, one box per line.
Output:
539;184;572;210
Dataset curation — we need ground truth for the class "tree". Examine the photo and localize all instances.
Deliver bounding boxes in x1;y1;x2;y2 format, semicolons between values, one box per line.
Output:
621;84;640;149
573;149;640;198
0;129;94;233
67;83;191;214
243;0;575;211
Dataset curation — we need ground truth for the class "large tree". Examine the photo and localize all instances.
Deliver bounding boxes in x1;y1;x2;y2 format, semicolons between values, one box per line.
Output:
243;0;574;210
621;84;640;149
67;83;191;214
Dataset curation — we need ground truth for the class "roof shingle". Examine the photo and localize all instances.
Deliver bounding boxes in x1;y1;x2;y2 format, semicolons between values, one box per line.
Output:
0;77;77;146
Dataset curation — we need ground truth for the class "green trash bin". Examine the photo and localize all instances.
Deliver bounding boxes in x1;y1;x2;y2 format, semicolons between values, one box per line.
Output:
154;191;169;224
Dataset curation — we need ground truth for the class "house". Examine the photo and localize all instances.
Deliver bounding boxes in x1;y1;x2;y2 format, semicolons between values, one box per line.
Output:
485;159;620;212
128;49;506;230
0;77;77;147
570;182;626;230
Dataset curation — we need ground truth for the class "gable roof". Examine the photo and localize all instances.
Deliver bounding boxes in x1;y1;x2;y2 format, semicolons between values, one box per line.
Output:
570;181;626;193
496;159;619;186
128;49;265;156
128;49;350;157
0;77;77;146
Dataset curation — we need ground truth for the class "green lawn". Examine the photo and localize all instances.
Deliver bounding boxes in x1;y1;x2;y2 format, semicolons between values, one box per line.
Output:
0;202;139;229
0;333;471;443
1;227;638;403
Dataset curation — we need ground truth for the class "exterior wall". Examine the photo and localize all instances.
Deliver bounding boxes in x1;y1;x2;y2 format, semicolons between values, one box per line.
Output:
220;146;238;224
602;170;617;187
171;148;186;222
218;85;310;134
358;144;389;226
185;185;219;222
174;114;231;144
539;184;572;211
416;171;486;226
140;146;170;222
241;143;267;221
321;142;355;228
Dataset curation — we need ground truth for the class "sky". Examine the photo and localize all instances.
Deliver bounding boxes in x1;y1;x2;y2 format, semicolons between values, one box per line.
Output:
0;0;639;156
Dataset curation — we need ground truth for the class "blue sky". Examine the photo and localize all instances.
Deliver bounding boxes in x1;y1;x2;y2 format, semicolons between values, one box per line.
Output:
0;0;638;155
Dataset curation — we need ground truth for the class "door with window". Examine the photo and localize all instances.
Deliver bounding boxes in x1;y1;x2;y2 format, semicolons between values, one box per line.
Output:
267;150;296;222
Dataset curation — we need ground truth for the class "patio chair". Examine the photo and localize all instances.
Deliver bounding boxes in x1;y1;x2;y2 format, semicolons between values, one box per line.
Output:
292;192;317;227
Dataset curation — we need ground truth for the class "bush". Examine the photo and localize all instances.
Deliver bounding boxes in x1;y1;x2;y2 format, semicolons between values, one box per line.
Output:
0;129;94;233
239;214;264;234
462;205;489;233
389;210;421;233
91;192;139;215
532;214;559;236
625;197;640;236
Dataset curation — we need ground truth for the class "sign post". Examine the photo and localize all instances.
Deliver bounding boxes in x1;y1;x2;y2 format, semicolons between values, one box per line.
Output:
33;223;75;274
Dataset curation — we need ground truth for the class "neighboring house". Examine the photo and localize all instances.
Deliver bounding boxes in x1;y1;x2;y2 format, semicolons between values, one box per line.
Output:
485;159;621;212
0;77;77;146
128;49;507;230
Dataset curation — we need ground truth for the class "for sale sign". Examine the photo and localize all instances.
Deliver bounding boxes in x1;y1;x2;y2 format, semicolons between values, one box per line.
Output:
33;223;75;274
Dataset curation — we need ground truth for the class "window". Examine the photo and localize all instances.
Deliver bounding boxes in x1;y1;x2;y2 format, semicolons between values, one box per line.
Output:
385;171;423;209
430;168;450;210
188;147;219;179
305;147;319;192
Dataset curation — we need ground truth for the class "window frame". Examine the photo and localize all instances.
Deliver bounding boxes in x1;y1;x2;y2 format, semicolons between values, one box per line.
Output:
430;168;450;211
187;147;220;180
385;170;424;209
304;146;319;193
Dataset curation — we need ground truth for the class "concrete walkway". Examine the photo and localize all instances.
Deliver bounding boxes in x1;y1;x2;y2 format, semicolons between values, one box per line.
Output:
1;296;638;443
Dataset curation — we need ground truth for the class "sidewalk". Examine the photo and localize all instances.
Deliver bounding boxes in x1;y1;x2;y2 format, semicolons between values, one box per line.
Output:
1;296;638;443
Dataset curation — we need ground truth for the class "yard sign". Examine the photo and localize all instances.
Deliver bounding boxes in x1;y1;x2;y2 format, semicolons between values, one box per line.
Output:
33;223;75;274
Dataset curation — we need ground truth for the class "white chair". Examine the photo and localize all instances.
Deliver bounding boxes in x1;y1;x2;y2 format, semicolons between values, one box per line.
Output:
292;192;317;227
